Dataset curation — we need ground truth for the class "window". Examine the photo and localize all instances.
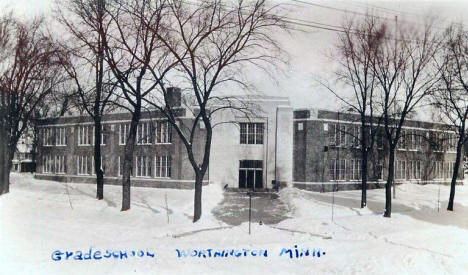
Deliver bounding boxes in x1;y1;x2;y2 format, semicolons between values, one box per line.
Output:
297;122;304;131
119;124;130;145
55;155;66;174
398;130;406;150
328;158;346;181
240;123;264;145
43;155;54;173
55;128;67;146
77;125;92;146
137;122;152;145
43;128;54;146
407;160;420;179
155;121;172;144
353;126;362;148
434;161;444;179
155;156;171;178
92;125;106;146
396;160;406;180
136;156;152;177
77;156;91;175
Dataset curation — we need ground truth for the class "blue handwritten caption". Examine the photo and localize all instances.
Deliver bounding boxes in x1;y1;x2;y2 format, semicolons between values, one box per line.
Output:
51;248;156;261
175;245;326;259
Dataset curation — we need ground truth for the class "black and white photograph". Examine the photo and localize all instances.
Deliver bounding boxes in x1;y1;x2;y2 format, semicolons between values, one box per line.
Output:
1;0;468;274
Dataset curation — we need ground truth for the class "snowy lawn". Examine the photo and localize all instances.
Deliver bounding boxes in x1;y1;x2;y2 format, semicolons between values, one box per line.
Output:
1;173;468;274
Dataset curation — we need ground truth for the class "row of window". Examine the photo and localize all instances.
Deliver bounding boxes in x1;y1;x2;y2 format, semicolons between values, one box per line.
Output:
43;155;67;174
325;123;457;152
328;158;457;181
42;121;172;147
328;158;365;181
43;155;172;178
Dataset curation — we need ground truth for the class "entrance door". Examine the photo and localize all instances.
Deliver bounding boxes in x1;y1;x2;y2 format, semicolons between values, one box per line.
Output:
239;160;263;189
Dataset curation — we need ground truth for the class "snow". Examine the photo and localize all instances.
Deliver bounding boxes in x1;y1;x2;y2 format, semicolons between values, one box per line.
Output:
1;173;468;274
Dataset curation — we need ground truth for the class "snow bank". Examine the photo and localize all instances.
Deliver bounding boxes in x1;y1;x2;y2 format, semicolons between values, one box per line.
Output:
1;173;467;274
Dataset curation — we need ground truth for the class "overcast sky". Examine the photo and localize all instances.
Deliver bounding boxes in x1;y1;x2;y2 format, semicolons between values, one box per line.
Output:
3;0;468;112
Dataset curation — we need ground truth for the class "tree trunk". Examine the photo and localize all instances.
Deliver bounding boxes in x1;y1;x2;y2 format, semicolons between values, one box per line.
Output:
0;126;7;195
121;110;140;211
361;123;368;208
447;136;463;211
384;146;395;217
193;171;203;222
94;118;104;200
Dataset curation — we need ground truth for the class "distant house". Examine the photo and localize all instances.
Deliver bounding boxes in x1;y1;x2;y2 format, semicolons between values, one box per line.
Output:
11;130;35;173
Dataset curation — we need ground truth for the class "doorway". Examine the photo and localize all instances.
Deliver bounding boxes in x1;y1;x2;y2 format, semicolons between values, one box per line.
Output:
239;160;263;189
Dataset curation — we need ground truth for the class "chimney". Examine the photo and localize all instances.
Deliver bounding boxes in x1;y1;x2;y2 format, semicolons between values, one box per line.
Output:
166;87;181;107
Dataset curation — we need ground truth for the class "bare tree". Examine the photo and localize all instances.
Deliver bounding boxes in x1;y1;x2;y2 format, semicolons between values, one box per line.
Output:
323;14;386;208
102;0;175;211
57;0;116;200
372;20;441;217
139;0;287;222
432;23;468;211
0;14;65;195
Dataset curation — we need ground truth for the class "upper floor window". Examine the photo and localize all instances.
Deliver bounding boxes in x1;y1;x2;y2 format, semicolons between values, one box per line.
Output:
43;128;54;146
328;124;346;147
77;125;92;146
240;123;264;144
155;121;171;144
137;122;152;145
55;127;67;146
397;130;407;149
119;124;130;145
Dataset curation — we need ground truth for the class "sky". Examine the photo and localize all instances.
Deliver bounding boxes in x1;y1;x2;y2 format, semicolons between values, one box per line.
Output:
2;0;468;112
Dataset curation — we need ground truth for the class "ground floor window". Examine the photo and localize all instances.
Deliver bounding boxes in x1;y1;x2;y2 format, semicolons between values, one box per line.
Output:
55;155;66;174
136;156;152;177
239;160;263;189
155;156;171;178
43;155;54;174
77;156;91;175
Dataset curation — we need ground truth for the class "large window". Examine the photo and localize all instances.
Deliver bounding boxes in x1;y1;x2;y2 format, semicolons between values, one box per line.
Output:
77;156;91;175
328;159;346;181
43;128;54;146
55;128;67;146
43;155;54;173
240;123;264;145
155;156;171;178
77;125;92;146
137;122;152;145
136;156;152;177
119;124;130;145
434;161;444;179
395;160;407;180
329;124;346;147
55;155;66;174
155;121;171;144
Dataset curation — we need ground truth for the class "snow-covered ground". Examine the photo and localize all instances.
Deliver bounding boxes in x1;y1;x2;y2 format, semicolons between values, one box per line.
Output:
1;173;468;275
